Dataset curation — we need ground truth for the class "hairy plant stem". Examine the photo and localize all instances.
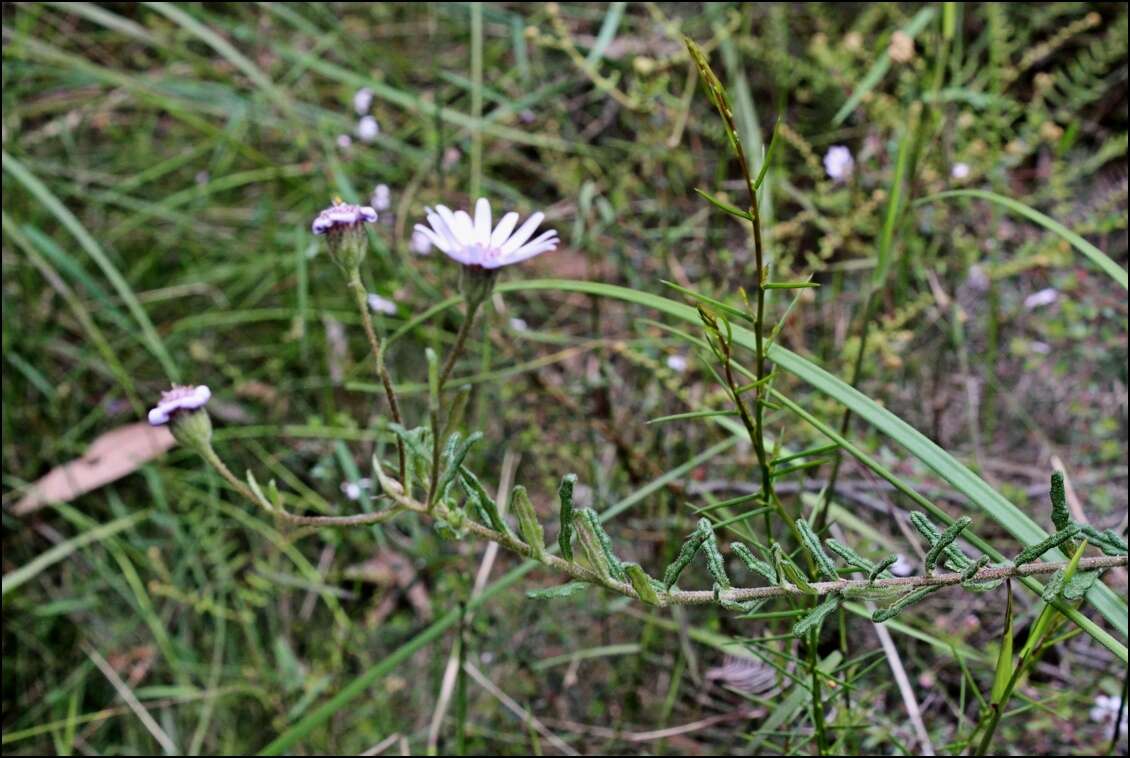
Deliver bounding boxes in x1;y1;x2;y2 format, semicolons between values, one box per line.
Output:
199;443;404;526
439;295;484;390
201;437;1125;626
367;462;1126;607
347;269;406;484
427;294;486;505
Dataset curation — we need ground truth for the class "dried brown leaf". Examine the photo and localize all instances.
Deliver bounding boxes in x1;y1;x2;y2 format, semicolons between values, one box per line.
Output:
12;422;175;515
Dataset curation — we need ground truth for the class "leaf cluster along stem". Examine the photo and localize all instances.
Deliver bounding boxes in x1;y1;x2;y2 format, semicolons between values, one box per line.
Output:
202;443;1127;606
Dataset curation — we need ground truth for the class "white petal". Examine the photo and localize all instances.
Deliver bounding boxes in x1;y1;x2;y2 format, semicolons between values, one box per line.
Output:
489;212;520;249
499;212;545;255
433;207;464;249
415;224;450;253
473;198;492;246
491;239;557;267
452;210;475;246
148;408;169;425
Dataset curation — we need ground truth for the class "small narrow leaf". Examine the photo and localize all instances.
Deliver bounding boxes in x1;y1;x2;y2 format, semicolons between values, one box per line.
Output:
663;527;708;590
731;542;776;583
699;519;731;589
437;431;483;502
624;563;660;605
773;543;816;594
796;519;838;580
1049;471;1070;533
824;538;876;574
577;508;626;582
909;511;971;570
527;582;588;600
693;187;752;221
557;474;577;560
925;516;971;573
1013;527;1079;566
873;585;943;622
460;470;513;539
510;486;545;560
869;555;899;583
792;593;841;638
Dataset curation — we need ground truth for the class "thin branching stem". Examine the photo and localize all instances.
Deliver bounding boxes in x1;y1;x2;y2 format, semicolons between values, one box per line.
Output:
200;444;404;526
348;269;406;484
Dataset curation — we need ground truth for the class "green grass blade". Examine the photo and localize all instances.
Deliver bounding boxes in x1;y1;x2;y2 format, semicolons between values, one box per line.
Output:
2;510;152;597
917;189;1128;289
2;152;180;380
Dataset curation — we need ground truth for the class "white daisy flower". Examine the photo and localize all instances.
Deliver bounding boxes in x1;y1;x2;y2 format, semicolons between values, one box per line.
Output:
823;145;854;182
148;385;211;426
371;183;391;211
353;87;374;116
357;116;380;143
410;229;432;255
413;198;559;269
367;293;397;315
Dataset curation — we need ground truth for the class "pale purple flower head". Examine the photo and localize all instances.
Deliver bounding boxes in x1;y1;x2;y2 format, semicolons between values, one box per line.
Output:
356;115;380;143
353;87;373;116
823;145;854;182
312;201;378;236
413;198;558;270
951;162;971;180
367;292;397;315
336;134;353;150
1024;288;1058;310
371;183;391;211
410;229;432;255
148;385;211;426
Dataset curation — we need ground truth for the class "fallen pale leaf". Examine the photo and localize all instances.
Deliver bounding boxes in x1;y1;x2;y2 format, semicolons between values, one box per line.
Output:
12;422;175;515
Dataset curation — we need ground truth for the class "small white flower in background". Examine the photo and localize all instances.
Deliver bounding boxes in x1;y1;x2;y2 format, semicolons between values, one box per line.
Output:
336;133;353;150
1090;694;1128;729
371;183;391;211
666;355;688;373
1024;288;1058;310
413;198;559;269
367;293;397;315
888;30;915;63
340;478;373;501
311;201;378;235
890;554;915;577
442;147;461;170
148;385;211;426
353;87;373;116
966;264;990;293
357;115;380;143
823;145;854;183
410;229;432;255
509;317;528;332
951;162;971;180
